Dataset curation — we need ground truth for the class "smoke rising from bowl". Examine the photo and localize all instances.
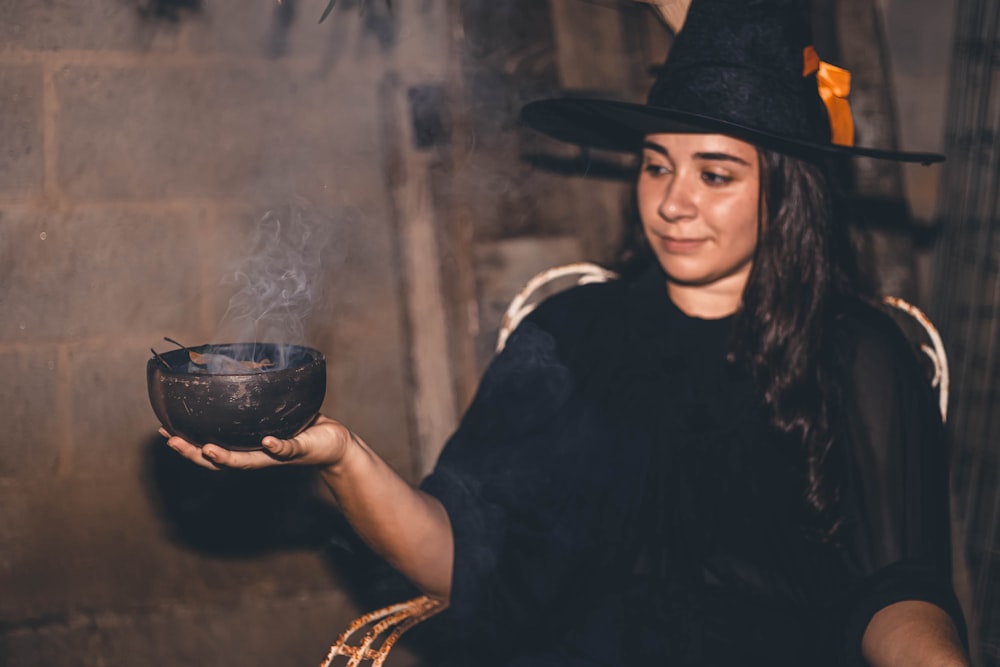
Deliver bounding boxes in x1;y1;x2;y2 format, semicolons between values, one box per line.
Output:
212;199;333;372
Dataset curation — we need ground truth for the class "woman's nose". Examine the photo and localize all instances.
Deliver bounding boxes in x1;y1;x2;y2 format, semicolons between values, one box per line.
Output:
658;176;697;222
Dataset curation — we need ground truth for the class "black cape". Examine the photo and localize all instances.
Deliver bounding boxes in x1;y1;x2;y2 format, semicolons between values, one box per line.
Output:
417;264;964;666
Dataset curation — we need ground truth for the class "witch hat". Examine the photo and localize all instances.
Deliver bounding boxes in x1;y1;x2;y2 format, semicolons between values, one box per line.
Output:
520;0;942;164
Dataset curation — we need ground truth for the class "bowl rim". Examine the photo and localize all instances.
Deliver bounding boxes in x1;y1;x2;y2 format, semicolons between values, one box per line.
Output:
149;342;326;378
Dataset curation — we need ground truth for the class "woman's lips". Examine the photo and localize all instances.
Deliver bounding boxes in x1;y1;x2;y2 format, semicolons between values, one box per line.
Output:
659;236;707;253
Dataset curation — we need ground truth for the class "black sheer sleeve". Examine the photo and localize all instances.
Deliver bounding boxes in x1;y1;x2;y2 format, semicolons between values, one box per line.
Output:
839;305;967;662
418;283;637;657
421;316;575;626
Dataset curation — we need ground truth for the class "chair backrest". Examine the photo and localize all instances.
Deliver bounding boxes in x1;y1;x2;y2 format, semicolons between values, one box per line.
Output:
881;296;949;422
497;264;949;423
319;596;446;667
496;262;619;353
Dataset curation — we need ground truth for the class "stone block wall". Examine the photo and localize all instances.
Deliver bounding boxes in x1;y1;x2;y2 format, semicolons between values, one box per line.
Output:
0;3;437;665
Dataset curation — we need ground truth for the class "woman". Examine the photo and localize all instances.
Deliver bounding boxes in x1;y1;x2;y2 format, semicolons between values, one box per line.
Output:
164;0;969;664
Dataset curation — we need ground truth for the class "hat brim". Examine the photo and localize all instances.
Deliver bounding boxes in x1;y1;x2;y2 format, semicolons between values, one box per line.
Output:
521;97;944;165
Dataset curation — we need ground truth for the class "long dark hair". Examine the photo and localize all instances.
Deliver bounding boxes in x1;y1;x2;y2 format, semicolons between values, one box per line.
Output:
615;147;865;540
733;147;864;540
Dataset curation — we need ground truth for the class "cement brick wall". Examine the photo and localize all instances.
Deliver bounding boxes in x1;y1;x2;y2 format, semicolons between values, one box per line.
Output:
0;64;43;195
0;3;437;665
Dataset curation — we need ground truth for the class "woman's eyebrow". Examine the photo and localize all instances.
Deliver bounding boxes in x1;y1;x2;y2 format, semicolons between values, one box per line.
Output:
693;151;752;166
641;142;751;167
641;141;670;157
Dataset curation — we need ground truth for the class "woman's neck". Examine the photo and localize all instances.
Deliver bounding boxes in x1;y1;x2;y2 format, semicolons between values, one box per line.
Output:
666;274;746;319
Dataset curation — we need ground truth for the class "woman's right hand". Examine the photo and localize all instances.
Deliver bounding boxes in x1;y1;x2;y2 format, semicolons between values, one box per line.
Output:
160;414;357;472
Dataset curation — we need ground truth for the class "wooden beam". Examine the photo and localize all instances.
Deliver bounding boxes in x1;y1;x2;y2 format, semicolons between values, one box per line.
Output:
634;0;691;33
378;1;462;479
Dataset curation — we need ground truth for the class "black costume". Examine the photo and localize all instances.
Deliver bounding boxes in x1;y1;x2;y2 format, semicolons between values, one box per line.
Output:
419;263;963;666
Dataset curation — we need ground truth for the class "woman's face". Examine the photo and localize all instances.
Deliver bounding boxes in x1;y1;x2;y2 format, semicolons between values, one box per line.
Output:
637;133;761;312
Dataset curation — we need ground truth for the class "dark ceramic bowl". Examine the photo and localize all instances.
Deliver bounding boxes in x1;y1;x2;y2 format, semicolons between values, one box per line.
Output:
148;342;326;451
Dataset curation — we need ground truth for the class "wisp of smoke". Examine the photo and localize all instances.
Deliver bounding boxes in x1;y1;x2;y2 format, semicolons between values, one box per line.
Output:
215;199;333;370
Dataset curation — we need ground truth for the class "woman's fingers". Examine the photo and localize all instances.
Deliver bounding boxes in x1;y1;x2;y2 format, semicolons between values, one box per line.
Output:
163;434;296;470
260;434;301;461
159;428;285;470
261;418;348;466
162;433;224;471
159;414;351;470
200;444;290;470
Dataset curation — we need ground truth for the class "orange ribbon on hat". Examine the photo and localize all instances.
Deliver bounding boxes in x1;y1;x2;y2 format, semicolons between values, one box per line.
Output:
803;45;855;147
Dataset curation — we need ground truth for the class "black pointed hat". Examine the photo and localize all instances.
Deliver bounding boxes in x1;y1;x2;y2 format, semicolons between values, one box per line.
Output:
520;0;943;164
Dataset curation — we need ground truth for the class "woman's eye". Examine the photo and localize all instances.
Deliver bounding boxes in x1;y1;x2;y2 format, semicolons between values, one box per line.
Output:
643;163;671;177
702;171;732;185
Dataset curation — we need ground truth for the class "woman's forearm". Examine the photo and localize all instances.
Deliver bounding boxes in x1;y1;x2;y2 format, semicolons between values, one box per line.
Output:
320;434;454;601
861;600;968;667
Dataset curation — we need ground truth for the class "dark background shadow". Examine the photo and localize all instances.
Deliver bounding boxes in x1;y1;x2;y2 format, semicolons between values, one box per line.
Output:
141;434;421;609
